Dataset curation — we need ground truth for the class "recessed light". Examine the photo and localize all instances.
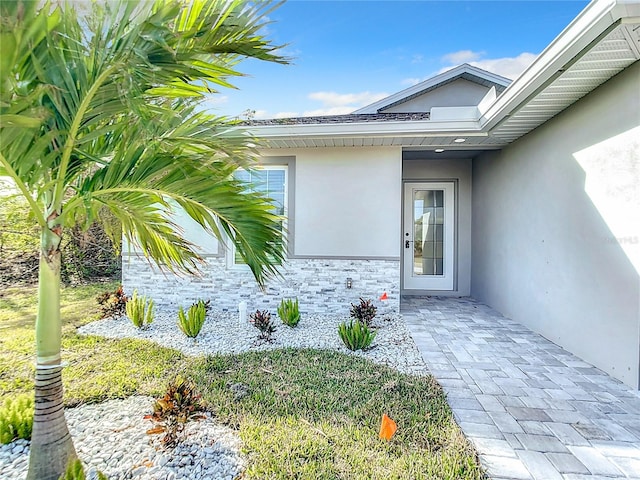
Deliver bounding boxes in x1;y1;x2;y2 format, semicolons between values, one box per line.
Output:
435;148;445;153
454;138;466;143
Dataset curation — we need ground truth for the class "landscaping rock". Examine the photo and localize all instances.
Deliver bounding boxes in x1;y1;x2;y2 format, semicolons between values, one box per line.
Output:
0;397;244;480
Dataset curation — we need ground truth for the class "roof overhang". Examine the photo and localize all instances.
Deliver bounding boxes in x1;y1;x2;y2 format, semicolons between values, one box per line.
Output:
483;0;640;142
245;0;640;152
247;119;501;150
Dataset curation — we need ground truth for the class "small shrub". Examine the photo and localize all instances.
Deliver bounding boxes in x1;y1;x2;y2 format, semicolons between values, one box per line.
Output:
277;298;300;327
338;320;377;351
96;285;128;318
250;309;275;341
350;298;377;326
177;301;207;338
125;290;154;329
59;458;108;480
0;394;34;444
146;376;205;447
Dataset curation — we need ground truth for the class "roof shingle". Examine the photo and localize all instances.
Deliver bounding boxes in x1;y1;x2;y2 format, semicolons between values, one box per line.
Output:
244;112;430;126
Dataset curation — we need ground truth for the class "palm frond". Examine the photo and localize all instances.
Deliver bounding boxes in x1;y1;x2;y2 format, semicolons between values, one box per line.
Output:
61;110;285;284
2;0;289;285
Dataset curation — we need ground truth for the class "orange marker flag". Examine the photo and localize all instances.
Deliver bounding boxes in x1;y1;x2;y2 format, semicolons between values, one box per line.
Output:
379;413;397;440
379;292;388;301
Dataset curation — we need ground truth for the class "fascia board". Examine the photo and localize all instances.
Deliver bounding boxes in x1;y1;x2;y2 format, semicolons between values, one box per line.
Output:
480;0;632;130
354;64;511;114
245;120;484;139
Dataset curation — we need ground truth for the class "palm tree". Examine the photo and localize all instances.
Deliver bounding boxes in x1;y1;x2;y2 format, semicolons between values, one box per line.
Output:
0;1;287;478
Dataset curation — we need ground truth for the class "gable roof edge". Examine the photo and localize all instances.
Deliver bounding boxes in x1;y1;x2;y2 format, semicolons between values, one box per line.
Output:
353;64;512;114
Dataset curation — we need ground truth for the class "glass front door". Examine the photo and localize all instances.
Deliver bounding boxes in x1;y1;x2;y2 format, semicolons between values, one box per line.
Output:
403;182;455;290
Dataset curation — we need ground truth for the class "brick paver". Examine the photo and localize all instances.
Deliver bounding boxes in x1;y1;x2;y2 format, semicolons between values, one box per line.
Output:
402;296;640;480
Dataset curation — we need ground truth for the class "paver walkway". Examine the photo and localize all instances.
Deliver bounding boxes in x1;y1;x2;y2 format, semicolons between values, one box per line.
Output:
402;296;640;480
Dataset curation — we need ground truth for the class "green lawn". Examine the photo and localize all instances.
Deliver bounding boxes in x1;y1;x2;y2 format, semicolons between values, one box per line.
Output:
0;282;485;479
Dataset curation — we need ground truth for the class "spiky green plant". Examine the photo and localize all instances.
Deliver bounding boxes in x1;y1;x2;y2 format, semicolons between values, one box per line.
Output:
277;298;300;327
125;290;154;329
178;301;207;338
338;320;377;351
0;394;34;444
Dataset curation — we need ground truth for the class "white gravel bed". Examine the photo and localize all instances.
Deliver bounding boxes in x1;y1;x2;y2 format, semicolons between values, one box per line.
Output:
2;311;428;479
0;396;244;480
78;309;428;376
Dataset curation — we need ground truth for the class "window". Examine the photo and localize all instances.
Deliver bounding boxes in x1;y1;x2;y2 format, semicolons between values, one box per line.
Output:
229;165;288;266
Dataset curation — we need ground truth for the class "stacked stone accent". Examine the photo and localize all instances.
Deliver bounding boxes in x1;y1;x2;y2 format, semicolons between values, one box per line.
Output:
122;255;400;316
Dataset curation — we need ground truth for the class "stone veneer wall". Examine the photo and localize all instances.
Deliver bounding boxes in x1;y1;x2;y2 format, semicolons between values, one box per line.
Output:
122;255;400;316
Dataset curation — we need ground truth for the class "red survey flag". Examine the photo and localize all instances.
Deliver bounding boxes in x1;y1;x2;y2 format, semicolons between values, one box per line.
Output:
379;292;388;301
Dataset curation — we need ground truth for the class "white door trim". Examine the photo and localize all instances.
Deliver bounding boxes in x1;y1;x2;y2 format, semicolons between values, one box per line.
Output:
403;182;455;291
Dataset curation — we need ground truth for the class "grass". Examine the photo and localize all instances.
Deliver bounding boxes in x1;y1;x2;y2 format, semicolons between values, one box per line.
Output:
0;282;485;479
0;280;182;402
192;351;484;479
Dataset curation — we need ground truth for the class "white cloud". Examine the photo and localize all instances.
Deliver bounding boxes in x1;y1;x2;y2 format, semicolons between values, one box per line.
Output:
249;110;300;119
274;111;299;119
308;91;388;108
401;51;537;88
302;91;388;116
242;91;390;120
204;95;228;106
200;95;229;113
438;51;538;80
441;50;484;65
468;53;538;79
303;106;359;116
251;110;270;119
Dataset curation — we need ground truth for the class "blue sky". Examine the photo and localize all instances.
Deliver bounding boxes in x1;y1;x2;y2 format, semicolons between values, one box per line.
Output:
207;1;589;120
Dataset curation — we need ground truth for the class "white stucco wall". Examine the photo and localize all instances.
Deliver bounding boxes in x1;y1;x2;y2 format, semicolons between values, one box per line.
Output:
402;158;472;296
383;79;491;113
123;146;404;314
264;147;402;258
472;61;640;388
171;205;220;255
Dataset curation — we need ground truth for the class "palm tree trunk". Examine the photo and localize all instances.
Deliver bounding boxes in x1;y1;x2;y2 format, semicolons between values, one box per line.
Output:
27;227;76;480
27;364;76;480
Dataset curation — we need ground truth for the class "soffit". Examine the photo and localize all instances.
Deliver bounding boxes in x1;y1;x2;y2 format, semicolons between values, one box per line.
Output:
260;134;506;150
491;23;640;143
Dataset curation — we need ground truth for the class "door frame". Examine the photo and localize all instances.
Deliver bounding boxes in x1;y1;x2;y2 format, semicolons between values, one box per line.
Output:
402;181;457;292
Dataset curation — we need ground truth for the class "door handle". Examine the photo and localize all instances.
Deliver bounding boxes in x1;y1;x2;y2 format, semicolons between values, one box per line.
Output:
405;240;411;249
